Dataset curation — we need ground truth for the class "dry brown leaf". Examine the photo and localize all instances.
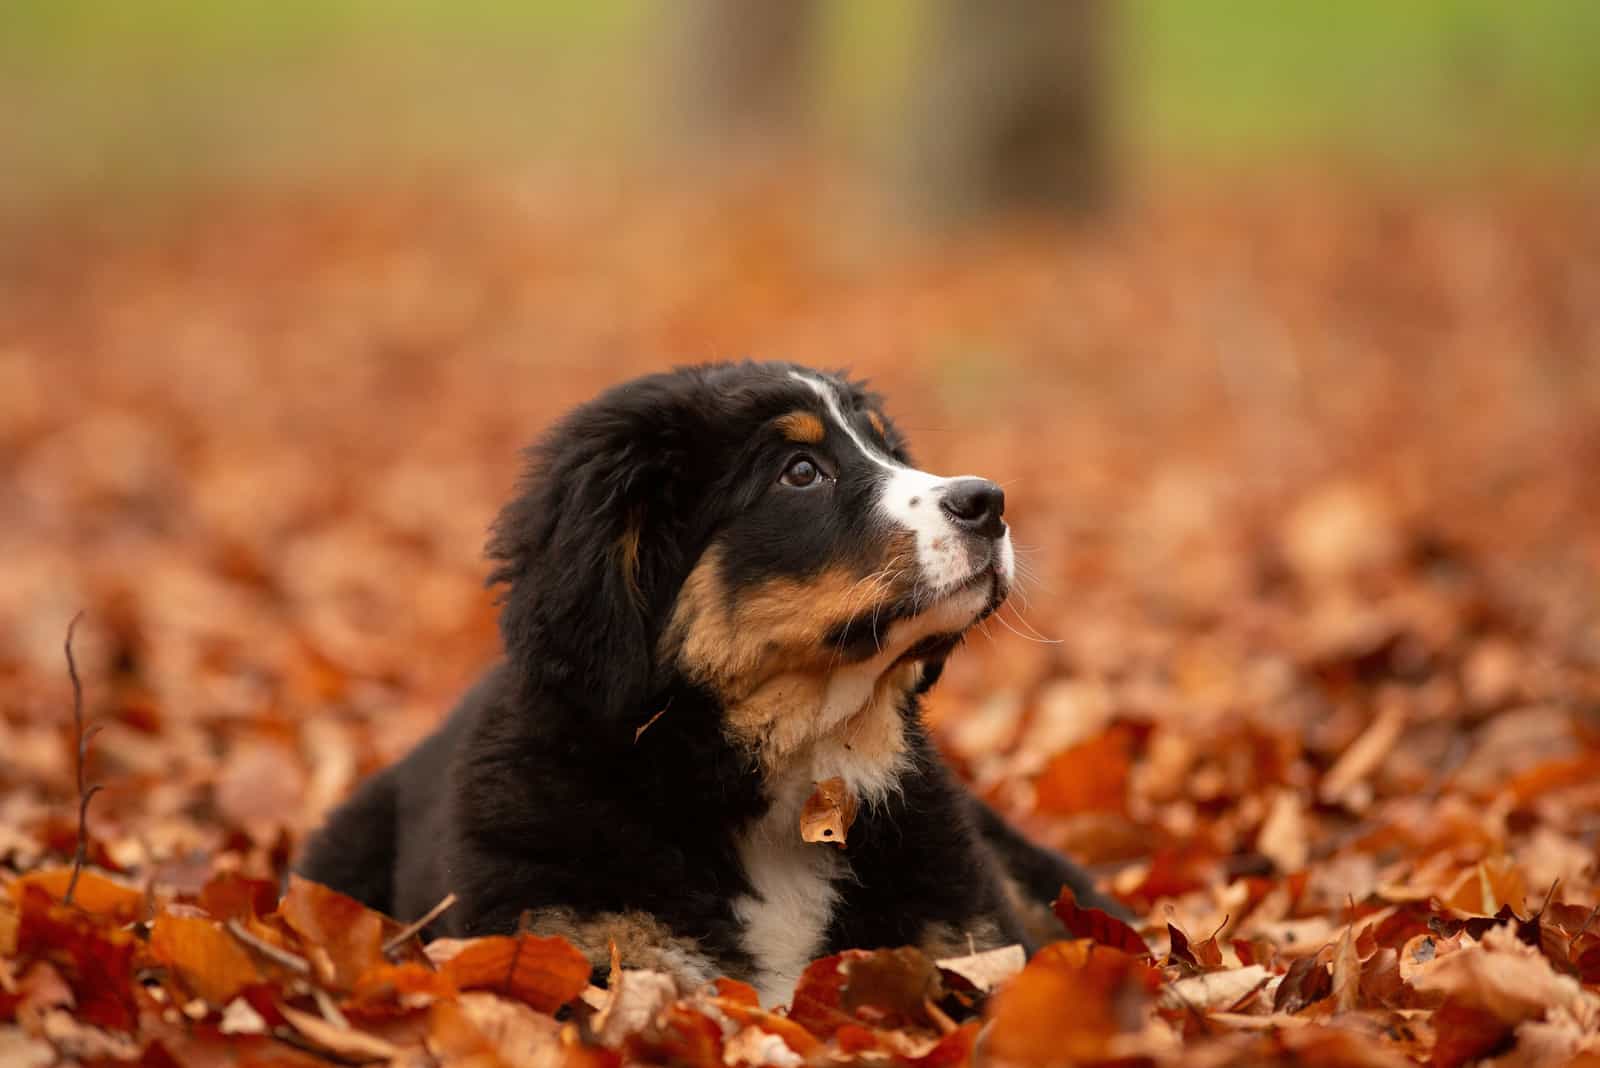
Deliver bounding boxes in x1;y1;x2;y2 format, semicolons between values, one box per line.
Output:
935;944;1026;993
594;968;678;1047
1408;924;1597;1026
1319;699;1408;807
1330;924;1361;1014
722;1025;806;1068
1158;964;1270;1012
215;737;309;835
799;777;858;848
453;991;566;1068
1256;788;1309;873
278;1002;400;1063
0;1029;55;1068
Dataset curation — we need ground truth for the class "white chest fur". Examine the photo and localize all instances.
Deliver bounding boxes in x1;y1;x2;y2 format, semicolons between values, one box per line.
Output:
732;736;908;1007
732;782;844;1007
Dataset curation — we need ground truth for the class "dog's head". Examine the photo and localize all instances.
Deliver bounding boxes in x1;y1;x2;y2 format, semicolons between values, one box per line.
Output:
488;362;1013;762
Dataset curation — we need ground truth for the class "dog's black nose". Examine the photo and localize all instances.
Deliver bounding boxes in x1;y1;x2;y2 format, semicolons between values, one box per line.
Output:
940;478;1006;539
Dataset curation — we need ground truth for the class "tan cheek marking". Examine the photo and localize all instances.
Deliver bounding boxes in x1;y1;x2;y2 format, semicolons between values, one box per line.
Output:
668;549;916;697
663;542;924;775
724;658;918;777
522;907;719;986
775;410;826;445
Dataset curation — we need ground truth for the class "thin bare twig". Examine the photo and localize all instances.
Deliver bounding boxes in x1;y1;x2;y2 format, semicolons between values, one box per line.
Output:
63;612;103;907
633;699;672;743
226;918;313;975
382;892;458;956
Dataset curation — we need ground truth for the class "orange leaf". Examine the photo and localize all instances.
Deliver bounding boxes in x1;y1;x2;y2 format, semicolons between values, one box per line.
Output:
149;913;262;1005
198;872;279;922
788;954;854;1038
14;884;137;1031
711;999;822;1058
1033;729;1131;816
1430;997;1514;1068
984;941;1159;1066
15;868;145;924
907;1021;980;1068
276;874;387;990
346;962;458;1019
623;1003;724;1068
712;977;761;1007
1053;887;1148;957
441;933;591;1013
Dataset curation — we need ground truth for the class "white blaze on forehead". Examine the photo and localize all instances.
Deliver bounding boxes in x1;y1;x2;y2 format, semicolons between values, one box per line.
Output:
789;371;1011;592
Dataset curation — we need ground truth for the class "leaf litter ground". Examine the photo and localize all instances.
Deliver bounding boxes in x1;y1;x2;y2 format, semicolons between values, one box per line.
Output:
1;169;1598;1066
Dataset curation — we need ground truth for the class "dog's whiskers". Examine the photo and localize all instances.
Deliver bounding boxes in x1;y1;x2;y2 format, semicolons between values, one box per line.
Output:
992;602;1060;645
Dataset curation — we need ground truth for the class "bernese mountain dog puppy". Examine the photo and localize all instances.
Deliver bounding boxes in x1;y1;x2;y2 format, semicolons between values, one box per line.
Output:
298;361;1117;1005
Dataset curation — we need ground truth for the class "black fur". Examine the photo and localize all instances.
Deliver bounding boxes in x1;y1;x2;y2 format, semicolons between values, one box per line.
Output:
298;361;1121;991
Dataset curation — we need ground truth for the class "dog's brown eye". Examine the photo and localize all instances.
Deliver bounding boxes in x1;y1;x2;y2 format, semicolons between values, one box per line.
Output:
781;456;821;488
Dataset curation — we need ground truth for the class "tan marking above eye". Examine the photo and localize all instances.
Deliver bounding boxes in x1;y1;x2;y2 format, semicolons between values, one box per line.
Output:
775;410;826;445
866;411;887;439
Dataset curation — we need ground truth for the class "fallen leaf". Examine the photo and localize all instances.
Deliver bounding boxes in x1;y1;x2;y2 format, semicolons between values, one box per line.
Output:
799;777;858;848
346;962;457;1018
148;912;263;1006
1273;955;1333;1015
441;933;592;1014
1319;699;1408;806
13;869;144;924
935;944;1026;993
0;1029;54;1068
276;875;386;989
1159;964;1271;1012
219;997;269;1035
1053;887;1149;957
1408;924;1594;1026
622;1002;723;1067
594;967;677;1047
13;884;137;1031
1033;728;1132;816
1331;924;1360;1014
723;1025;805;1068
279;1002;399;1063
840;947;942;1030
983;941;1159;1065
197;872;279;923
454;991;565;1068
1257;788;1310;873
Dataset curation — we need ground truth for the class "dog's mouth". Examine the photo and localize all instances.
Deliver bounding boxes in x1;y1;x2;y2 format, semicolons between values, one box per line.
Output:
826;558;1009;666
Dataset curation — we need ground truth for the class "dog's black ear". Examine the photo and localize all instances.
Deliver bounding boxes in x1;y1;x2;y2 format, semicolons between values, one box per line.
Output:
486;381;704;733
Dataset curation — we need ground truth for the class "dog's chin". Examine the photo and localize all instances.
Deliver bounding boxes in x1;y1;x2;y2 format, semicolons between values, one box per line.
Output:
890;566;1009;668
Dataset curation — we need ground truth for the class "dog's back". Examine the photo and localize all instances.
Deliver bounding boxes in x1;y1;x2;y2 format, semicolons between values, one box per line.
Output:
298;671;495;922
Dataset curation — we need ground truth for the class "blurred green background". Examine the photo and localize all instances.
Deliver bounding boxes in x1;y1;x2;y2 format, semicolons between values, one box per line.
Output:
4;0;1596;211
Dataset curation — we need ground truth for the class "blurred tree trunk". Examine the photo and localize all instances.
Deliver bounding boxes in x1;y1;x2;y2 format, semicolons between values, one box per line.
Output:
901;0;1115;225
666;0;821;149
